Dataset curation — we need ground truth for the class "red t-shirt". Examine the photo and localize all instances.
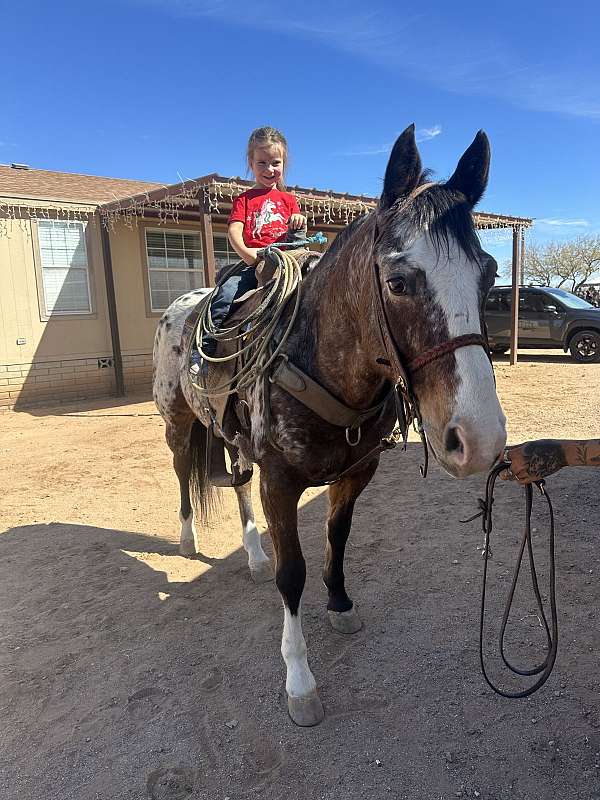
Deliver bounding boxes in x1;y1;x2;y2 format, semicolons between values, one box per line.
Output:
228;187;300;248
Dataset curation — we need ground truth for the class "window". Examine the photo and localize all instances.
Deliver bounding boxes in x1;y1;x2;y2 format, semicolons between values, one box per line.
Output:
37;220;92;314
213;233;238;271
485;292;502;312
486;291;510;312
519;292;545;312
145;229;204;311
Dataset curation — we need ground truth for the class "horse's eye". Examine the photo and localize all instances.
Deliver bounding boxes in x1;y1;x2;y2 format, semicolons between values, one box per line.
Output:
387;276;407;295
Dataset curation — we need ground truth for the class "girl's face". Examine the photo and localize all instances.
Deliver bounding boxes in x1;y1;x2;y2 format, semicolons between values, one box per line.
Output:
249;144;285;189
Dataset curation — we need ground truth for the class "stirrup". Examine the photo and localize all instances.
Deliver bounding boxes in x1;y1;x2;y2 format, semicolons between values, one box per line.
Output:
205;425;253;488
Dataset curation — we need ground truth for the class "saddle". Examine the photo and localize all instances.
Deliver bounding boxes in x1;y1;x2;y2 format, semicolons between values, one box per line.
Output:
182;248;320;487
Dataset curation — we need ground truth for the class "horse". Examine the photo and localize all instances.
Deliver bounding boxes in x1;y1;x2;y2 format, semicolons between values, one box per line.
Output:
152;124;507;726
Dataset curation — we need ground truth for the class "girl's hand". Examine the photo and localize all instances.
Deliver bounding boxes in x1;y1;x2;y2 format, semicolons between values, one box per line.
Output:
502;440;567;484
244;248;260;265
288;213;306;231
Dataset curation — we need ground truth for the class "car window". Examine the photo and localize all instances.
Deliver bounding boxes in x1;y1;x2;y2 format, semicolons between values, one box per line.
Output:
486;291;511;311
486;293;502;311
540;293;564;311
520;292;545;312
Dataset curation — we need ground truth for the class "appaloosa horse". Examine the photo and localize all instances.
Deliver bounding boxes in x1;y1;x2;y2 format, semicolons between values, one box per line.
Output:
153;125;507;726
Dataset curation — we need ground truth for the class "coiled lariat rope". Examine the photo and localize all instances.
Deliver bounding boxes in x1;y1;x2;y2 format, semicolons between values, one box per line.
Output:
193;244;308;399
463;463;558;698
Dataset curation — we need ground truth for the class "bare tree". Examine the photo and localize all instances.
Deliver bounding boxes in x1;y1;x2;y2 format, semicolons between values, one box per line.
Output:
523;235;600;290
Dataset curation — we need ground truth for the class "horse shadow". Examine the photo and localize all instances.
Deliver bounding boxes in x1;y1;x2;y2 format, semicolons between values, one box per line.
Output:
3;446;600;800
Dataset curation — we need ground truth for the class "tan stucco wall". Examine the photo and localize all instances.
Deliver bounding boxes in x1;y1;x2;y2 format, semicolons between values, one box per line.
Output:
0;215;112;364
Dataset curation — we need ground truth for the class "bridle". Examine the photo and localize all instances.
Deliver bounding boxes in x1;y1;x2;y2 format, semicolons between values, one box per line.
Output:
370;183;491;473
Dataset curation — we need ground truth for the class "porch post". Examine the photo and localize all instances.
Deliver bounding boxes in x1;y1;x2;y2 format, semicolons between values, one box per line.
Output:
198;195;217;287
99;216;125;396
509;225;521;366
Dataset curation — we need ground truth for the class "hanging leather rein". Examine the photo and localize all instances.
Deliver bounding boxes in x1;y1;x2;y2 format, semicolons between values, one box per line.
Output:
462;462;558;698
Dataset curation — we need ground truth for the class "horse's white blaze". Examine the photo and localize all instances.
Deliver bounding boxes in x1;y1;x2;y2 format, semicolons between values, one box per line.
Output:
408;234;506;468
281;603;317;698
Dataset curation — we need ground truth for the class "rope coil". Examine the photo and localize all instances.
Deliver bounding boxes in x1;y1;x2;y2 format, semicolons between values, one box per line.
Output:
192;246;305;399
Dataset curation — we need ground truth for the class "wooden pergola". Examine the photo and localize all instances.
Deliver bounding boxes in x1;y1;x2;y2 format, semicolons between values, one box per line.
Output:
99;175;533;391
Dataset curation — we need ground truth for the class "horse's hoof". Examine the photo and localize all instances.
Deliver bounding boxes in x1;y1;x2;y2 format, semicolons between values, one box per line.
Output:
250;560;274;584
287;691;324;727
328;606;362;634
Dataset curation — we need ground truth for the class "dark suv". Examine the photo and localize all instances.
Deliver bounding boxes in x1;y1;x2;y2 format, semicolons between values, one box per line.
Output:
485;286;600;362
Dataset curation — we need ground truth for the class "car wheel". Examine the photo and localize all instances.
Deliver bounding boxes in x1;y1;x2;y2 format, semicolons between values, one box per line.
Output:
568;330;600;362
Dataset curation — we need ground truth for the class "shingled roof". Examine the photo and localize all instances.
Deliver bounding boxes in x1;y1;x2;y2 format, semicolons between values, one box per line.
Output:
0;165;533;232
0;165;163;205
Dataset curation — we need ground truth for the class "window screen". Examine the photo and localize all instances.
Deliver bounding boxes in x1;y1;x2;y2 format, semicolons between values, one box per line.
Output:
145;229;204;311
38;220;91;314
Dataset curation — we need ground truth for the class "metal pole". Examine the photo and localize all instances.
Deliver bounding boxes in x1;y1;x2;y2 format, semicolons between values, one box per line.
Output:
99;217;125;396
509;226;521;366
198;197;217;287
519;227;526;284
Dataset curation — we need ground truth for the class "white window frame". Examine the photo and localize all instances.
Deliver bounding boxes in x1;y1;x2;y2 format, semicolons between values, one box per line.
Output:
145;226;204;313
213;231;238;270
36;219;93;316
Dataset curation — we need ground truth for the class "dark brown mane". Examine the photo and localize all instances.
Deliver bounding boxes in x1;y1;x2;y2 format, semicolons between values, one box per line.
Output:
378;173;482;262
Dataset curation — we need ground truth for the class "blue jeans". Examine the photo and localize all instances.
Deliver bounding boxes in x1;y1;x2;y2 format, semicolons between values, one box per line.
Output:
201;265;258;356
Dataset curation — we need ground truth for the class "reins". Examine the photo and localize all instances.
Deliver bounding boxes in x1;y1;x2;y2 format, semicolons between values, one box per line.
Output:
463;463;558;698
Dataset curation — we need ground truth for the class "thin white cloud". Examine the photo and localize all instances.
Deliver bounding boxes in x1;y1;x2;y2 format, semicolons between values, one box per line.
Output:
341;124;442;156
538;218;590;227
341;142;392;157
131;1;600;120
416;125;442;143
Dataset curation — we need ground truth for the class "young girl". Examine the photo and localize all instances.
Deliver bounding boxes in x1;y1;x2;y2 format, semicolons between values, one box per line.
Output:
192;127;306;374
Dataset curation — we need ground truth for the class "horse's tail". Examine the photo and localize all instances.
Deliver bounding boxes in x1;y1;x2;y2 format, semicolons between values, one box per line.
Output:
189;419;220;525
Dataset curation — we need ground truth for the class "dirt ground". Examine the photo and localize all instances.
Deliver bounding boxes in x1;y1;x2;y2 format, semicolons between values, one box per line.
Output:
2;350;600;800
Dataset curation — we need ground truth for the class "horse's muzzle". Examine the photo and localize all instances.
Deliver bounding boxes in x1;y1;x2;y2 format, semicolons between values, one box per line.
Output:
439;416;507;478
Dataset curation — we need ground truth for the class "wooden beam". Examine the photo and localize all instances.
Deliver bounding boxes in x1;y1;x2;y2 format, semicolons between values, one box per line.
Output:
198;198;217;287
509;226;521;366
99;217;125;396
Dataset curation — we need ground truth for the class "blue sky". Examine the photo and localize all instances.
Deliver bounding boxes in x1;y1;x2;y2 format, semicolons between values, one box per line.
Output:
2;0;600;275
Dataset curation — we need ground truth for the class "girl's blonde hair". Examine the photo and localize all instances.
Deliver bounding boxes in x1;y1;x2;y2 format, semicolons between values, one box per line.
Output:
247;126;288;190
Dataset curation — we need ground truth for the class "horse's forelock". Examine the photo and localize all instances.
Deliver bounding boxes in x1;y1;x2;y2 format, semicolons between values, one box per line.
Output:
387;181;481;262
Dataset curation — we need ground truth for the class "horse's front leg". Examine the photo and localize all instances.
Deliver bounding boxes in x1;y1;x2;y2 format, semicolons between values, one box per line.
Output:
324;459;379;634
260;472;324;727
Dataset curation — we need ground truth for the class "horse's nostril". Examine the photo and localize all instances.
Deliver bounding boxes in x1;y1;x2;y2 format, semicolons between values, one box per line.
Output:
445;425;464;455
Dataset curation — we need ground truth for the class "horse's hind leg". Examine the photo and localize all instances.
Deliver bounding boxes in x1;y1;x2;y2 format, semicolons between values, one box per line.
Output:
166;417;199;556
233;481;273;583
323;459;378;634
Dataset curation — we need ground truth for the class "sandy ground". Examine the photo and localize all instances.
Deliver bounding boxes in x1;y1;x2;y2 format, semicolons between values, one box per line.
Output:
2;350;600;800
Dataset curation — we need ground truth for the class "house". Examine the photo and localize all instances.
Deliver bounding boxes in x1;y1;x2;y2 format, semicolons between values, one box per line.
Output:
0;164;532;411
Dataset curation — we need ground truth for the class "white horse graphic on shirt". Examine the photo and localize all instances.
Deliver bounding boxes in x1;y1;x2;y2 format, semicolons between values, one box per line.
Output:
252;199;285;239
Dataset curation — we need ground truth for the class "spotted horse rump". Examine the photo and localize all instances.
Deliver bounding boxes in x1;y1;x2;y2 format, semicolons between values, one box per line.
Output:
152;124;507;726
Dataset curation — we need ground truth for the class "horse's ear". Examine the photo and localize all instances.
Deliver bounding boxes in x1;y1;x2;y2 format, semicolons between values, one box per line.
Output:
445;130;490;208
379;124;422;210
